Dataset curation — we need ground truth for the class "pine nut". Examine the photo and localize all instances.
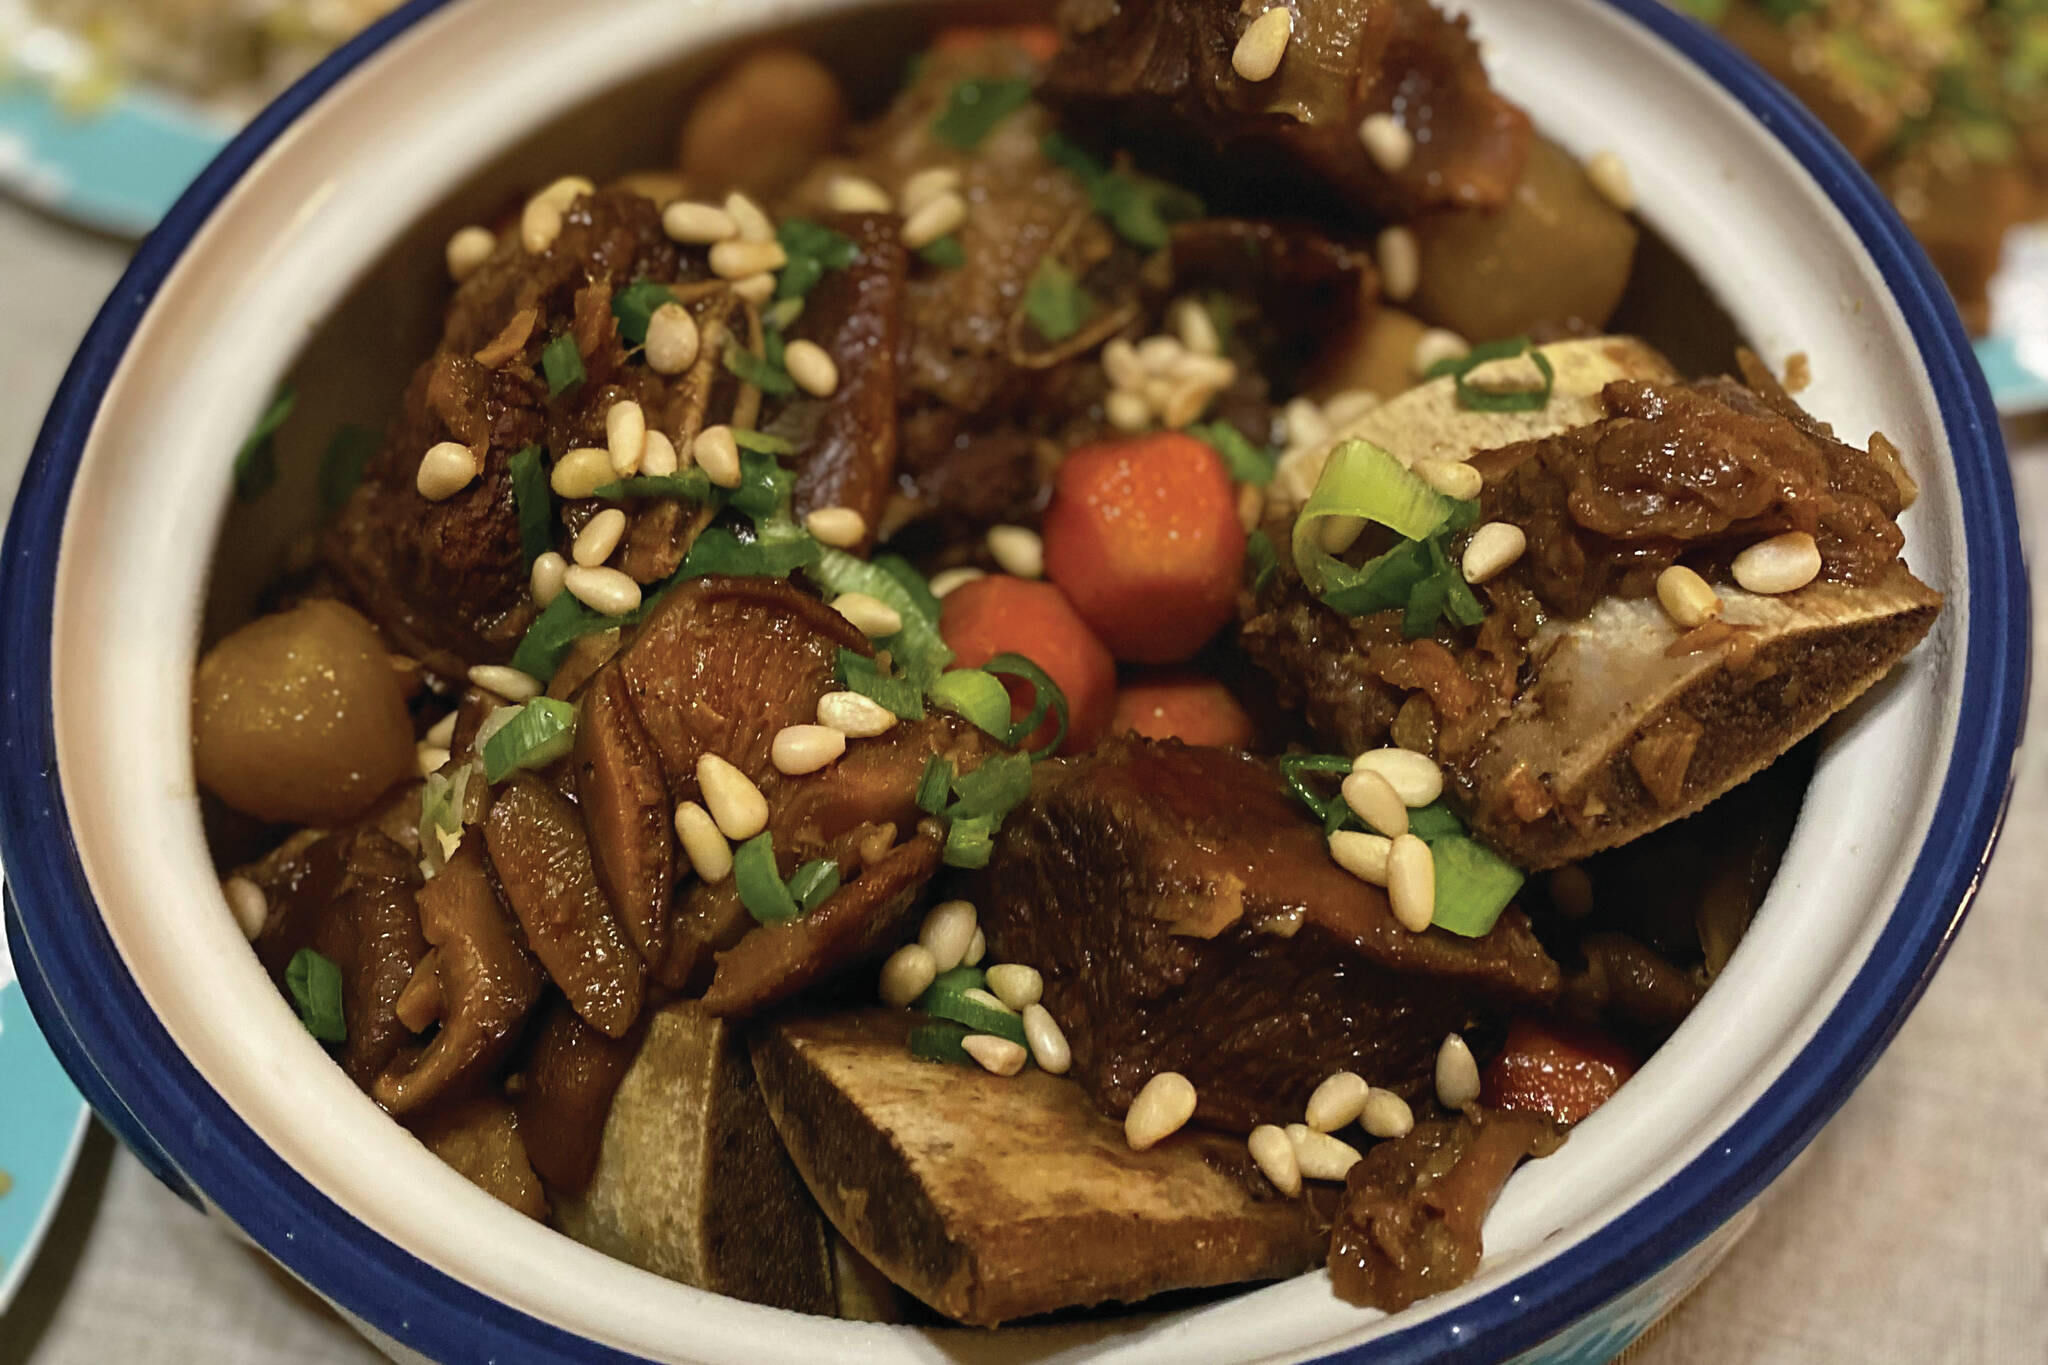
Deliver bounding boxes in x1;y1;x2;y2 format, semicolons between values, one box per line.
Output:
1288;1127;1363;1182
521;198;564;254
963;1034;1029;1076
1172;297;1222;356
902;191;968;250
1351;748;1444;807
1586;149;1635;212
1158;378;1213;429
1550;864;1595;918
1732;532;1821;595
833;592;901;637
445;225;496;283
1022;1003;1070;1073
1436;1032;1481;1109
550;447;614;499
987;524;1044;579
1248;1124;1302;1196
817;690;897;738
1306;1070;1370;1132
573;508;627;566
1284;396;1331;449
606;400;647;476
1376;225;1420;303
416;442;479;501
1360;1088;1415;1139
965;927;986;966
639;430;679;477
1412;460;1480;505
663;200;738;245
807;506;868;549
1413;327;1471;376
725;191;775;242
1656;564;1723;627
675;800;733;883
1329;830;1393;886
784;339;840;397
731;273;776;305
1103;338;1145;389
771;723;846;775
693;426;742;488
564;565;642;617
424;711;459;749
530;551;568;607
880;943;938;1007
1107;389;1153;432
1322;388;1380;426
1388;833;1435;932
709;238;788;280
1125;1072;1198;1151
901;166;961;215
929;567;985;598
827;174;893;214
919;900;978;973
534;174;594;212
467;664;543;703
961;987;1013;1016
416;743;451;777
1462;521;1527;584
985;964;1043;1011
645;302;700;375
222;876;268;940
697;753;768;840
1358;113;1415;173
1232;6;1293;81
1342;769;1410;837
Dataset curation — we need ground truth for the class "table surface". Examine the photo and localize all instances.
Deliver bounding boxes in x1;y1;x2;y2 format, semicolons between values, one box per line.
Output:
0;195;2042;1365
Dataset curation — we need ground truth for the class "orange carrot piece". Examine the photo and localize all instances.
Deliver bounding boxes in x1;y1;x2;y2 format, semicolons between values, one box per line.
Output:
1111;672;1257;749
939;575;1117;755
1480;1016;1638;1127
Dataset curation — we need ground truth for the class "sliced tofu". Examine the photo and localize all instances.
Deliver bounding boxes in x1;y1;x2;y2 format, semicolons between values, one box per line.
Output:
1271;335;1678;509
751;1011;1327;1326
549;1002;834;1314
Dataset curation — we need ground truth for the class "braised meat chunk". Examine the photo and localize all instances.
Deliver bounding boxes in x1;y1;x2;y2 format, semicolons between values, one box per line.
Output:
972;738;1558;1133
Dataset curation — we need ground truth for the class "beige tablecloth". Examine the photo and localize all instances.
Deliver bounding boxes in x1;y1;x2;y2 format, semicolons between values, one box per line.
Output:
0;196;2042;1365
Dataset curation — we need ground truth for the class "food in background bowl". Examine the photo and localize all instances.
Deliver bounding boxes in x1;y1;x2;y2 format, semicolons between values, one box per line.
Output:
189;0;1940;1330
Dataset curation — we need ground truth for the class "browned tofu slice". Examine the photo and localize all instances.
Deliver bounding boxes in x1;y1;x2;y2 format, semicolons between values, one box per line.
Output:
750;1011;1329;1326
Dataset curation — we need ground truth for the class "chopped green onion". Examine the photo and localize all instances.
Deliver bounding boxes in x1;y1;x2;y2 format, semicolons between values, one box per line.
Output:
1246;528;1281;594
592;470;718;503
510;591;619;682
1278;754;1351;825
675;526;820;580
1292;439;1476;606
482;697;579;783
915;754;955;815
735;832;802;924
233;387;295;501
918;978;1028;1044
318;425;379;518
805;548;953;687
873;554;942;622
929;966;985;994
612;278;677;348
929;668;1013;740
776;218;859;301
836;649;926;720
542;334;586;397
731;428;797;456
762;297;805;333
1189;420;1275;486
1424;335;1556;414
931;77;1033;150
917;235;966;269
285;948;347;1043
1041;133;1204;250
787;858;842;913
510;444;553;566
947;752;1034;823
983;653;1068;757
908;1020;973;1064
729;450;795;526
1405;801;1524;938
723;337;797;396
942;814;998;869
1023;257;1096;344
417;763;474;877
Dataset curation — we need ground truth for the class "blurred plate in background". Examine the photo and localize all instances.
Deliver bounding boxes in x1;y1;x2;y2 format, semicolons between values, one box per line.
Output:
0;911;90;1315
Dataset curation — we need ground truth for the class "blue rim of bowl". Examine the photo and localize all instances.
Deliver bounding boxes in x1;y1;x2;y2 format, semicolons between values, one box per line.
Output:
0;0;2025;1360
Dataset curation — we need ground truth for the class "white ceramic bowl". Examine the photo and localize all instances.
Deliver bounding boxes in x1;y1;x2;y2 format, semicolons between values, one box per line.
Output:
0;1;2026;1362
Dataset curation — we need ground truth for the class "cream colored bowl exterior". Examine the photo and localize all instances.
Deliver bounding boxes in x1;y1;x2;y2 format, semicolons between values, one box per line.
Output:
47;0;1963;1360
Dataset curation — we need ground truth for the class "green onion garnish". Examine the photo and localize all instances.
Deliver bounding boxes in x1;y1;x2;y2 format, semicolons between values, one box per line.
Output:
542;334;586;397
1023;257;1096;344
917;236;966;269
510;592;618;682
1404;801;1524;938
509;444;553;566
942;814;998;870
318;424;379;518
1246;528;1280;593
729;449;795;525
735;831;802;924
928;668;1013;741
915;754;955;815
1041;133;1204;250
931;77;1033;150
805;547;953;687
285;947;347;1043
873;554;942;622
908;1019;973;1064
836;649;926;721
723;337;797;396
1425;335;1556;414
592;470;717;503
946;751;1034;823
775;218;859;301
612;278;678;348
786;858;842;913
1278;754;1352;826
983;653;1069;757
1189;420;1275;486
917;972;1028;1043
233;386;295;502
1292;439;1485;632
482;697;579;783
676;526;821;579
731;428;797;456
